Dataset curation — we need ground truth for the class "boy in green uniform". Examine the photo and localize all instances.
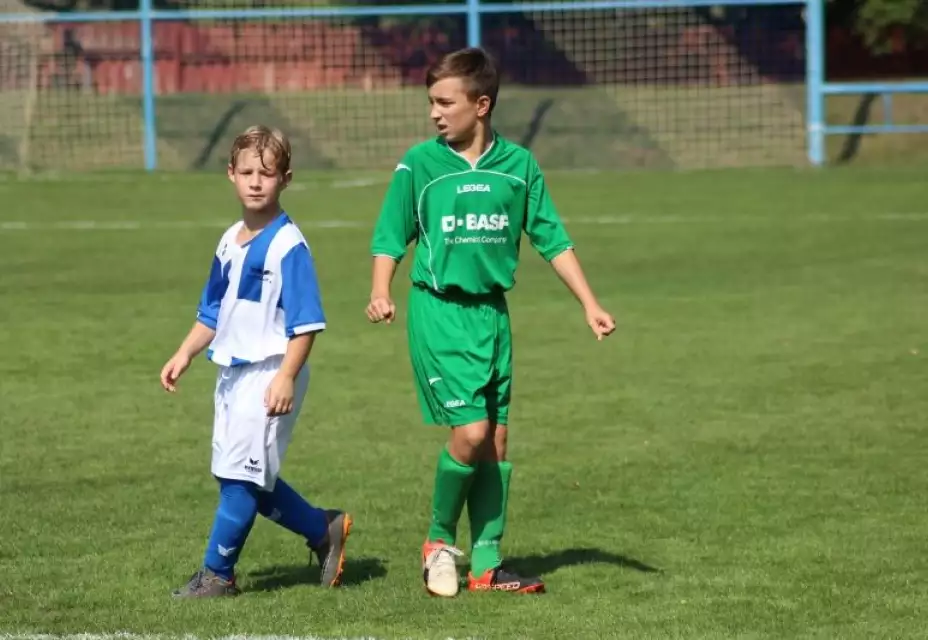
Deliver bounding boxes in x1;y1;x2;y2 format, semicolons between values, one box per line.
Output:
366;47;616;597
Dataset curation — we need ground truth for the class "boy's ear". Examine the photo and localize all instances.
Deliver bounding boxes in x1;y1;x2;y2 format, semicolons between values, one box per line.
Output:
281;170;293;190
476;95;492;118
227;164;235;183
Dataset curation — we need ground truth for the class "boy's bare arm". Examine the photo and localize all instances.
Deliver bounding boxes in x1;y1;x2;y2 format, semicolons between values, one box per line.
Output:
160;321;216;392
550;249;599;309
278;333;315;380
367;255;398;323
177;321;217;358
265;333;315;416
550;249;616;340
371;255;398;297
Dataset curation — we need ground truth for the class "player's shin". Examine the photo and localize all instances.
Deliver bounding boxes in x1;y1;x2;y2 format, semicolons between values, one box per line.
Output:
467;460;512;575
427;446;477;545
203;479;260;579
256;478;329;548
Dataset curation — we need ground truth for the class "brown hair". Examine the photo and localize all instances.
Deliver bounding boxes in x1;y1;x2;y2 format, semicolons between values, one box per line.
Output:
229;125;292;174
426;47;500;113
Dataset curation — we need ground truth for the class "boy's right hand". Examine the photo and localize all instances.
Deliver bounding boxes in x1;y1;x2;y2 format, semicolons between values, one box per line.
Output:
160;351;191;393
366;295;396;324
585;304;616;341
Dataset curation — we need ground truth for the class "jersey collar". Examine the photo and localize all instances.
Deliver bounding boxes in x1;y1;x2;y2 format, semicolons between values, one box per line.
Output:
239;210;291;248
438;129;499;170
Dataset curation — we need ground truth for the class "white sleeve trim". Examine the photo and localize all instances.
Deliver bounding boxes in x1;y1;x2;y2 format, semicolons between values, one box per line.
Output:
395;163;411;172
547;245;575;262
291;322;326;335
373;253;400;260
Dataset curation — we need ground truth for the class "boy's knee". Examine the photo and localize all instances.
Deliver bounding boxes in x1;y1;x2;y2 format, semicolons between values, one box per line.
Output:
474;423;507;461
448;420;492;464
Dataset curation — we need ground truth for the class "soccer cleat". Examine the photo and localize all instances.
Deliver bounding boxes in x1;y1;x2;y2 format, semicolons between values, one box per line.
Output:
467;565;546;594
312;509;353;587
171;567;240;598
422;540;464;597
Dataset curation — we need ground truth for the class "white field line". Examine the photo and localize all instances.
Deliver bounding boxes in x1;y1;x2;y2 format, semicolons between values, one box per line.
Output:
0;175;390;189
1;213;927;232
0;220;364;231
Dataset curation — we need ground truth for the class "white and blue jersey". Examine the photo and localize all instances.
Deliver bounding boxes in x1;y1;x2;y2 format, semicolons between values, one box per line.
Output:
196;212;326;367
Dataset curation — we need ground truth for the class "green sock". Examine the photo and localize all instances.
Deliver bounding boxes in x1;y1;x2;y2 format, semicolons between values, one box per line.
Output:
467;460;513;576
427;447;477;545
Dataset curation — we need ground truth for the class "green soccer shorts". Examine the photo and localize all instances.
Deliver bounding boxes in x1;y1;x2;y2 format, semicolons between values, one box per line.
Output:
407;284;512;427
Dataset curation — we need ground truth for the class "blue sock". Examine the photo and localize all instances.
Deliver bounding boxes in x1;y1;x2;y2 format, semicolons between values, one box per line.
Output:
256;478;329;548
203;479;260;580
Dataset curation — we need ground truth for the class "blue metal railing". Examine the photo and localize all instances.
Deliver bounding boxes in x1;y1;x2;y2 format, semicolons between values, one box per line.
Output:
820;82;928;136
140;0;157;171
805;0;824;166
0;0;923;169
0;0;807;23
804;0;928;168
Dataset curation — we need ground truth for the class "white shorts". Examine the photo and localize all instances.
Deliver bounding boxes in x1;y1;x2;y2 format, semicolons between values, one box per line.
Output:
210;354;310;491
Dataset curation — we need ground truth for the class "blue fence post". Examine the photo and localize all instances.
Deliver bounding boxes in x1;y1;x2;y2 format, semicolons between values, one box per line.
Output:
140;0;157;171
805;0;824;166
467;0;481;48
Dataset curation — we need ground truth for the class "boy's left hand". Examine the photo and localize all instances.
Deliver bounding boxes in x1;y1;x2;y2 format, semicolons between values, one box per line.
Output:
265;373;295;416
585;305;616;341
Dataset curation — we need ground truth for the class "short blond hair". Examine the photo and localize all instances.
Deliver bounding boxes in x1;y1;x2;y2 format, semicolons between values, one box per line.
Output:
229;125;292;175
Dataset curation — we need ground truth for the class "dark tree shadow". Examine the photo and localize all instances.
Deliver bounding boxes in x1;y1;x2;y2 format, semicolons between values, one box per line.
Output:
191;100;248;170
247;557;387;592
519;99;555;150
505;547;661;577
837;93;878;164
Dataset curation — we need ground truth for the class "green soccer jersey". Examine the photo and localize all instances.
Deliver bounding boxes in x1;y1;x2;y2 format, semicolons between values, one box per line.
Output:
370;131;573;296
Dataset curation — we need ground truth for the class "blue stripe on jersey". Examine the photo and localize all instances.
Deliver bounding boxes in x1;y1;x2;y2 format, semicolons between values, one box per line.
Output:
197;256;232;330
237;212;292;303
279;242;326;336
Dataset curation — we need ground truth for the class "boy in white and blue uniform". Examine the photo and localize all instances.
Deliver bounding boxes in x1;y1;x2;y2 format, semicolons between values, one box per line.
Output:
160;126;352;597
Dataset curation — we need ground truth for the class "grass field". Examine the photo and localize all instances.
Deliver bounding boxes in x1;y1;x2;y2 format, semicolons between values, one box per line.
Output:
2;165;928;639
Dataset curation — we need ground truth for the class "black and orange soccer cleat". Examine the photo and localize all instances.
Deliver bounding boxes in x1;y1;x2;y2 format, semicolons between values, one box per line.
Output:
467;565;546;594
